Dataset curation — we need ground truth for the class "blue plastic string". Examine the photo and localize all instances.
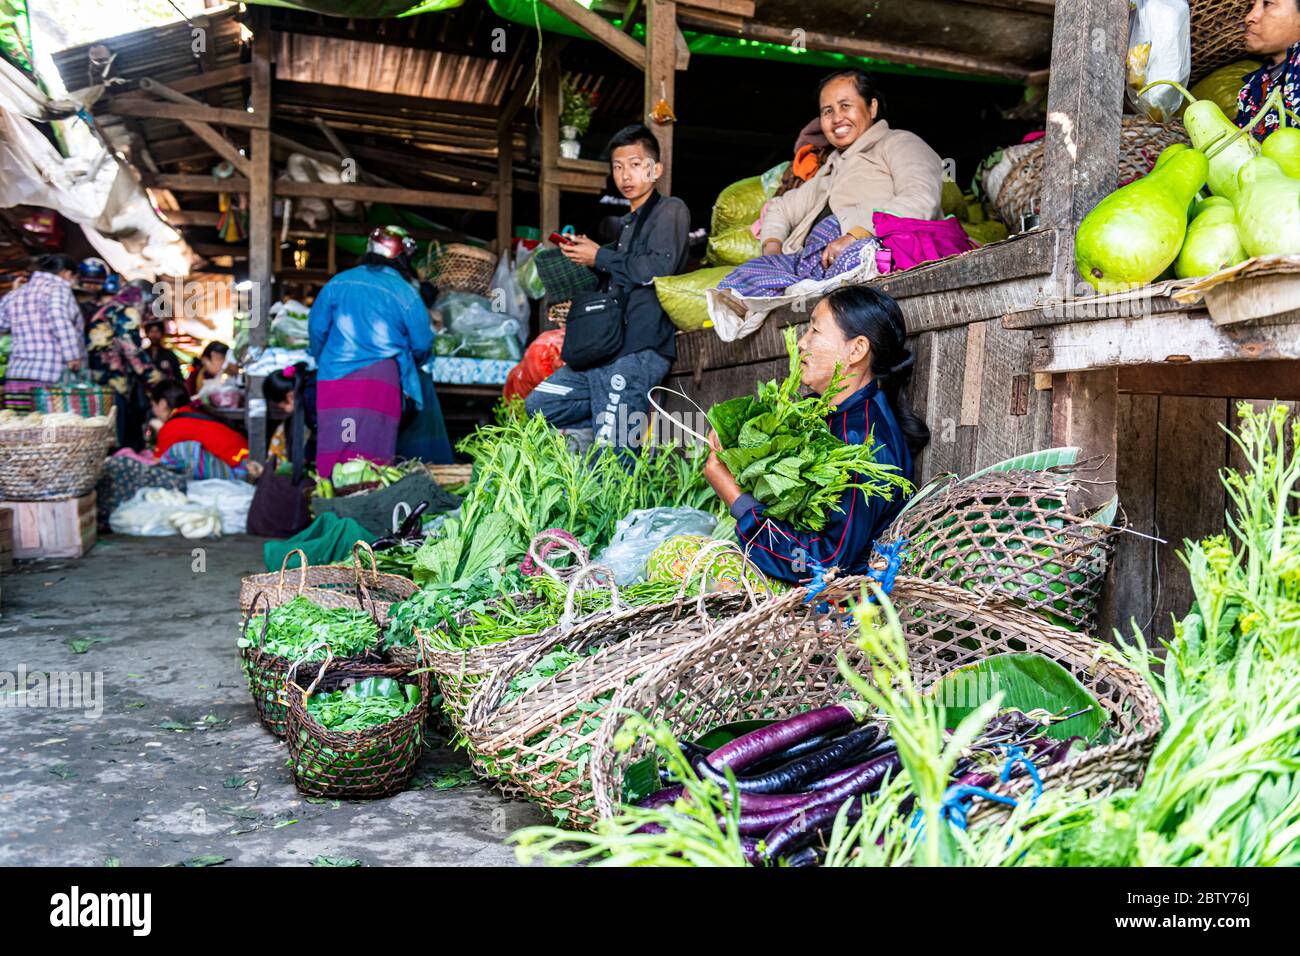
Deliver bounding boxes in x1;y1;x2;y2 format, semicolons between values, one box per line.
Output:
865;537;908;598
932;783;1020;831
998;744;1044;806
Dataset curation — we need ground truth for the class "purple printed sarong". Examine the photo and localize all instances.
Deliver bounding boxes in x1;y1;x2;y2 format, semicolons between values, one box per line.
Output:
316;358;402;477
717;215;881;298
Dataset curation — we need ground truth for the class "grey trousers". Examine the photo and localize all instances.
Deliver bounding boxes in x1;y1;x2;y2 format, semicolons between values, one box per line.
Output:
524;348;672;447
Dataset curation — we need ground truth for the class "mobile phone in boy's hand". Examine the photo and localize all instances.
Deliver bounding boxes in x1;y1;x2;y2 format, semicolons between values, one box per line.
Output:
549;232;575;245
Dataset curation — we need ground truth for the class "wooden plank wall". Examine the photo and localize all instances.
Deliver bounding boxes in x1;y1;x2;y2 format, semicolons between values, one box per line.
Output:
1107;382;1300;645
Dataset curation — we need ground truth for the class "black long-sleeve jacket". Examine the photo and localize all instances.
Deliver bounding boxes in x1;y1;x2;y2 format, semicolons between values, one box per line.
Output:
593;193;690;362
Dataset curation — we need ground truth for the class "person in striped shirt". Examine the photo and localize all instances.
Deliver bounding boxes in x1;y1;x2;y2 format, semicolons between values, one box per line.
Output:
0;254;87;409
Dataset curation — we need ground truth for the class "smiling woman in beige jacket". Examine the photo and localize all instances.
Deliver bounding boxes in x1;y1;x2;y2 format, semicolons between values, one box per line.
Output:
719;70;944;300
763;72;943;264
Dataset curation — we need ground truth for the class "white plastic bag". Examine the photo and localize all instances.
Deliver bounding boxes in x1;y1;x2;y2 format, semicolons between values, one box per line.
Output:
109;488;222;539
186;479;256;534
1126;0;1191;123
488;251;530;343
594;507;718;585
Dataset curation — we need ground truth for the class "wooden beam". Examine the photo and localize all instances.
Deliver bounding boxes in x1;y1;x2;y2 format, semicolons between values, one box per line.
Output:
497;118;514;254
114;63;252;99
675;25;691;70
145;174;496;210
275;180;497;211
539;0;646;69
1031;313;1300;373
734;21;1030;80
106;97;267;129
247;9;273;463
1040;0;1128;296
674;0;754;15
273;79;499;122
181;120;250;178
1118;360;1300;401
159;210;221;227
540;65;562;238
1051;368;1119;509
646;0;678;194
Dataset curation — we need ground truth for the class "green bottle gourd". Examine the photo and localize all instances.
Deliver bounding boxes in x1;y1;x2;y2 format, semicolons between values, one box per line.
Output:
1075;148;1208;293
1233;156;1300;257
1175;197;1247;278
1262;127;1300;178
1141;80;1259;199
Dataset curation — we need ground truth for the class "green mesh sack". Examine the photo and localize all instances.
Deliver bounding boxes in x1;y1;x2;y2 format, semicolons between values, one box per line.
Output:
706;226;762;266
654;266;732;333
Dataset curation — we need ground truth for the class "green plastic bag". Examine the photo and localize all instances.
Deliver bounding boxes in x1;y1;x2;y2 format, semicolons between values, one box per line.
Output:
710;175;766;235
516;247;546;300
655;266;732;332
706;226;761;266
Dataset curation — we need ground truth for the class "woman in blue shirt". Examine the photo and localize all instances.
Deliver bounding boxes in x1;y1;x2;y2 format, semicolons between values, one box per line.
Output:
702;285;929;584
308;226;435;476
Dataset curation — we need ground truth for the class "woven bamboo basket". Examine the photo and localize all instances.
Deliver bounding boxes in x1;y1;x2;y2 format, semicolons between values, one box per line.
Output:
1190;0;1249;84
462;582;761;827
0;410;115;501
878;464;1123;634
547;300;571;326
238;592;403;739
991;116;1190;229
284;633;432;799
239;542;416;625
425;463;473;487
425;243;496;295
593;574;1162;832
387;531;596;735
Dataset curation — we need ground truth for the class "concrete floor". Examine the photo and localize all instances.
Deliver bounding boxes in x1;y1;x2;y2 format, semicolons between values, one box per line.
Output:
0;534;545;867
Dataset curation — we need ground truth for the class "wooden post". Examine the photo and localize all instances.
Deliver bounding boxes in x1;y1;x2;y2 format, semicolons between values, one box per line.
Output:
645;0;677;194
540;65;562;239
1039;0;1128;298
1051;368;1118;510
496;120;514;255
246;11;274;462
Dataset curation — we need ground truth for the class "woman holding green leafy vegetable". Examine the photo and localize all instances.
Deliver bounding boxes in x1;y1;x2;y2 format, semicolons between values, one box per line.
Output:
702;286;927;584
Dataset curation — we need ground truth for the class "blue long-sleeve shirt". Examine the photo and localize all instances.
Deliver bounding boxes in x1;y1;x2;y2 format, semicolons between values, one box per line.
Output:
731;379;914;584
308;265;433;408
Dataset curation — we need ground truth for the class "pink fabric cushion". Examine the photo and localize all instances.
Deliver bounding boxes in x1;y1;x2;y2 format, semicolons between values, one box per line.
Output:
872;212;977;274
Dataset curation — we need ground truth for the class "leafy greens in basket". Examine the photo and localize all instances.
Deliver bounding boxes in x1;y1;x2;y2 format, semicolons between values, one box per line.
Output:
239;597;379;661
706;326;913;533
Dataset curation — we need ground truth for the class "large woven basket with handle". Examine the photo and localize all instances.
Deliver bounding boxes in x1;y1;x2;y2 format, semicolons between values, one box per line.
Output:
461;548;771;828
0;410;115;501
878;455;1123;634
239;542;416;626
990;116;1190;229
592;574;1162;831
387;530;598;734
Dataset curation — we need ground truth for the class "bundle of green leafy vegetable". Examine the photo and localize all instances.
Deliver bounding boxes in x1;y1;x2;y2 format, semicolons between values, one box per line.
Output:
239;597;379;662
384;566;697;654
305;677;422;732
707;326;912;532
405;403;715;588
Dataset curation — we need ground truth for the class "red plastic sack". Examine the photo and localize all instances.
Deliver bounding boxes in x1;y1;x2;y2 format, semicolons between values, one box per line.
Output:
503;329;566;402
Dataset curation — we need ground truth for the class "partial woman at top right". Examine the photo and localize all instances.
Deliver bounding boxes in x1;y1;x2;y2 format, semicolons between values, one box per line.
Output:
1236;0;1300;137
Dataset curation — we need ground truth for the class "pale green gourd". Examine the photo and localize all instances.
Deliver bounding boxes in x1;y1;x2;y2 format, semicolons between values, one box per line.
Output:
1142;80;1259;199
1075;148;1208;292
1233;156;1300;257
1175;198;1246;278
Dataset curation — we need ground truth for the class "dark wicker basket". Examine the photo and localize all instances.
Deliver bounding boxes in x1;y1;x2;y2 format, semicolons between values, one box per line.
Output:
239;592;403;739
285;637;432;799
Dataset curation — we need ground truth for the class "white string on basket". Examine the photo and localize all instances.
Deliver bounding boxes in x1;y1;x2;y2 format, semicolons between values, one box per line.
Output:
559;562;622;632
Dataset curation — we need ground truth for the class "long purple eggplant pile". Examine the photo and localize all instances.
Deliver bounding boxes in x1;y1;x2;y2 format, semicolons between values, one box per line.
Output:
638;703;1084;866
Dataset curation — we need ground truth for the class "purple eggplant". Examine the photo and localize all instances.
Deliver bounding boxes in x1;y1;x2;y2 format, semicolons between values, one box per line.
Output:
780;846;820;867
762;797;866;862
743;729;847;775
706;703;866;772
637;785;685;810
803;750;900;794
697;724;882;794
